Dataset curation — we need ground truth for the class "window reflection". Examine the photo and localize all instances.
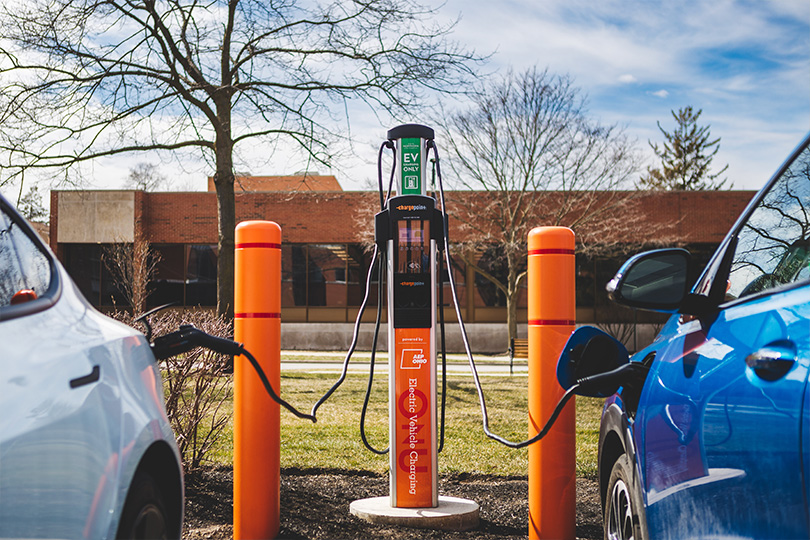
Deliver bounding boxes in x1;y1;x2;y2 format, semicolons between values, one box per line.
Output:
728;145;810;298
151;245;184;306
0;209;51;307
185;245;217;306
307;244;347;307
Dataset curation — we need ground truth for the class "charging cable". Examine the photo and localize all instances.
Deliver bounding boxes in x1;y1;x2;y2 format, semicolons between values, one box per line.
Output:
310;139;396;455
150;324;316;422
427;139;582;448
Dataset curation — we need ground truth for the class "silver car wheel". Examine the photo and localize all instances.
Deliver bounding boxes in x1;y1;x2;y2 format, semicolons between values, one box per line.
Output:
606;476;634;540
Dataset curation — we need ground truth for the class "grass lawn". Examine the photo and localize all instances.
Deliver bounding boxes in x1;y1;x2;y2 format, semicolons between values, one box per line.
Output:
207;364;604;478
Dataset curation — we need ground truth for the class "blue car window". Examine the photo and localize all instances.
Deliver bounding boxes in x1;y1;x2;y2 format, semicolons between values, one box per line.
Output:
726;143;810;299
0;208;52;308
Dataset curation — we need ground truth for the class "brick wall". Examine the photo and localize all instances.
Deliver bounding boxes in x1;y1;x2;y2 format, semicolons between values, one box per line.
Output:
51;189;757;247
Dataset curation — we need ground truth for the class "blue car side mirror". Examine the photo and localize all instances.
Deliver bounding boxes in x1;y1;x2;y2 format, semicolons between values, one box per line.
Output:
606;248;692;313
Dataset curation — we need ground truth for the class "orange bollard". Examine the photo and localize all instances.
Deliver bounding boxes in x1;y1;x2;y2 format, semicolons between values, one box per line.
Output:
527;226;576;540
234;221;282;540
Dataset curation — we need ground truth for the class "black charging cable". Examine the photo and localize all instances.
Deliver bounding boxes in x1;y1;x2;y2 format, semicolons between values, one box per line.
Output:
377;140;397;209
310;135;398;430
431;155;449;453
150;324;316;422
309;244;380;419
147;238;388;432
359;247;389;454
357;138;399;455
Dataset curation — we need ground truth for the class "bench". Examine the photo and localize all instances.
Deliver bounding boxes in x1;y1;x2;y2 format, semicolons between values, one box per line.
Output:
508;337;529;374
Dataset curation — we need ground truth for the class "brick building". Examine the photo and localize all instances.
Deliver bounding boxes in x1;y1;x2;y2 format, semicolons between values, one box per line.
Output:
47;181;755;350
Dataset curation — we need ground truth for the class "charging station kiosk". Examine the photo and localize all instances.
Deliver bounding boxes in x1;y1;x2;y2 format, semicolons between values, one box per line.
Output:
386;125;440;508
350;124;479;530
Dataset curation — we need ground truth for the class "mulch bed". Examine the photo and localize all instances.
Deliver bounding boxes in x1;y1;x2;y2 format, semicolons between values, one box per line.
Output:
183;466;603;539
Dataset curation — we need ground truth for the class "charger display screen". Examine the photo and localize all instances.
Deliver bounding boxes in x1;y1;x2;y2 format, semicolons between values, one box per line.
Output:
396;219;428;274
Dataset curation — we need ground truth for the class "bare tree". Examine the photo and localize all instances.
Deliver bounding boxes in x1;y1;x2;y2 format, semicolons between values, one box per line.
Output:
102;231;160;314
0;0;480;318
113;308;234;472
439;67;646;347
126;162;169;191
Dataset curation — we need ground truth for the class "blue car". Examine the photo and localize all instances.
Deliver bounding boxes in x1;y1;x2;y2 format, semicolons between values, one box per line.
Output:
0;194;183;538
560;133;810;539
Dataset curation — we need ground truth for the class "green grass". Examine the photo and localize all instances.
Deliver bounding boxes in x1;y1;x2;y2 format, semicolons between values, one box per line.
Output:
205;368;604;478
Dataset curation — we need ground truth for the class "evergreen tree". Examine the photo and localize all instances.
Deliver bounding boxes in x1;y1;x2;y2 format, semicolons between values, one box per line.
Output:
639;106;730;190
18;186;48;222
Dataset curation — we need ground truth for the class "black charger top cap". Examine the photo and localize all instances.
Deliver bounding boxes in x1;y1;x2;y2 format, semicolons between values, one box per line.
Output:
387;124;434;141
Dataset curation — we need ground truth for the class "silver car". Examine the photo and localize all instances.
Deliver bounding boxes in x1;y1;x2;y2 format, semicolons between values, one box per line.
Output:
0;193;183;539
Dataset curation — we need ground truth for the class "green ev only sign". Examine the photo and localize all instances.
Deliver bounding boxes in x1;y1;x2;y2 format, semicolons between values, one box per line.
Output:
399;138;423;195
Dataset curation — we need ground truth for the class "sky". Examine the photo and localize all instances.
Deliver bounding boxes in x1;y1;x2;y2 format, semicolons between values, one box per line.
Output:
429;0;810;192
3;0;809;201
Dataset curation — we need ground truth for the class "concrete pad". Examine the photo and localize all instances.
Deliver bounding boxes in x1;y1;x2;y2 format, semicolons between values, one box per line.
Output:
349;496;480;532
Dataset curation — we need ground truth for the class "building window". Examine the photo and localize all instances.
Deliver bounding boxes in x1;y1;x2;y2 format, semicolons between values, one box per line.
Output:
473;246;512;307
151;244;184;307
185;244;217;306
576;253;596;308
347;244;369;306
62;242;218;309
282;243;376;309
307;244;347;307
62;243;128;308
441;254;467;308
63;244;102;306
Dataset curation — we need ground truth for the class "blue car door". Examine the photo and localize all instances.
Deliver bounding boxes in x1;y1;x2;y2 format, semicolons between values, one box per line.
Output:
641;288;809;539
638;140;810;539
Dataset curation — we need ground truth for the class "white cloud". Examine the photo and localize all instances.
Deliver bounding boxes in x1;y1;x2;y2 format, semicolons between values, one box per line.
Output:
618;74;637;84
651;90;669;99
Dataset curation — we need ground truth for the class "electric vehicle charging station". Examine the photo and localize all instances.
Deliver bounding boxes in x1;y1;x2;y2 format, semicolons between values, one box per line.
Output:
353;124;578;534
349;124;480;530
385;125;440;507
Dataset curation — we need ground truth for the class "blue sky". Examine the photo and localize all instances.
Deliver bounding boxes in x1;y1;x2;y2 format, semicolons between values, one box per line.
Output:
3;0;808;199
427;0;810;190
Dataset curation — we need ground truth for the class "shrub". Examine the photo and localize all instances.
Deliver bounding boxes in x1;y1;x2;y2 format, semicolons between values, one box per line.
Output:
115;309;233;472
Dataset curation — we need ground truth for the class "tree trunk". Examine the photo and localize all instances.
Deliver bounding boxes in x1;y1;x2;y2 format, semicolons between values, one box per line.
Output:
505;251;520;351
506;288;519;351
214;175;235;319
213;129;235;320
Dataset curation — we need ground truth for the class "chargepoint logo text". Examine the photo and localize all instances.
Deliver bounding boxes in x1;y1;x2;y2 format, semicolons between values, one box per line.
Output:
396;204;427;212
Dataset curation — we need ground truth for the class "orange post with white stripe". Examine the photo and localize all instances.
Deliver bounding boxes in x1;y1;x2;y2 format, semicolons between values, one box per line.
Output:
527;226;576;540
234;221;282;540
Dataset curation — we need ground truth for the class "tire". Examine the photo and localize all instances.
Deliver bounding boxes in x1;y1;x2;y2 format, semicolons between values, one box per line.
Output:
116;471;171;540
604;454;647;540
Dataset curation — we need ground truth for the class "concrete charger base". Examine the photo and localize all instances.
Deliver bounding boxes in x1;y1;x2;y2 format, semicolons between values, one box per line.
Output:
350;496;480;532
